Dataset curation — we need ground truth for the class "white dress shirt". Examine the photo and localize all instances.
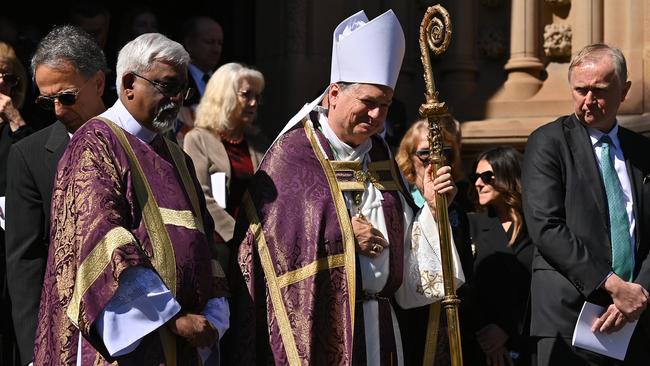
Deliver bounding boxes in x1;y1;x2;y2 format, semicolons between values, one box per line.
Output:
588;123;636;267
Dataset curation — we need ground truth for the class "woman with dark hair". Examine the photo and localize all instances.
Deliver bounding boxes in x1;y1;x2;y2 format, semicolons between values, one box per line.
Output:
468;146;533;366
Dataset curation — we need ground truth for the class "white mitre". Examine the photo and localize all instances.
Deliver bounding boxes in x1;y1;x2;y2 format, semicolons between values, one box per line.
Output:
271;9;405;146
330;9;405;88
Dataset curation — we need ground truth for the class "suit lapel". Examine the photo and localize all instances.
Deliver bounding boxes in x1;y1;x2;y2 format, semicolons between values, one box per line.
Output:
619;127;645;249
44;121;70;178
564;115;609;227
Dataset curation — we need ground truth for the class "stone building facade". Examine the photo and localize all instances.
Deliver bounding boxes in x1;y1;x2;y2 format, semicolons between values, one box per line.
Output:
251;0;650;161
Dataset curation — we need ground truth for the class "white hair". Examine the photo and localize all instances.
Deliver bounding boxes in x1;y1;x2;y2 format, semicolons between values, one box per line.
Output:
115;33;190;93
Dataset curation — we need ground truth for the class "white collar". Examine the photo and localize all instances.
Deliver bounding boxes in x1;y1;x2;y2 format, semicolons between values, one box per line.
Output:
588;121;621;151
317;109;372;162
100;98;157;143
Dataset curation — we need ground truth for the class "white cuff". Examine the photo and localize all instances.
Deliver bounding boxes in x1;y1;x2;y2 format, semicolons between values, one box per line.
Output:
96;267;181;357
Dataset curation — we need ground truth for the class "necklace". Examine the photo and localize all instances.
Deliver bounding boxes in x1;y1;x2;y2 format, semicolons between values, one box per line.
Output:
219;132;244;144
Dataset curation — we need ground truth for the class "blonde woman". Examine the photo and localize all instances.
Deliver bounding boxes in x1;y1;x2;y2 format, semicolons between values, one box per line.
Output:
184;62;268;257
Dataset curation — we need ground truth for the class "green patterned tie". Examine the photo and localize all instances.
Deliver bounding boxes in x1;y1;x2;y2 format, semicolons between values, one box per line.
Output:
599;135;634;281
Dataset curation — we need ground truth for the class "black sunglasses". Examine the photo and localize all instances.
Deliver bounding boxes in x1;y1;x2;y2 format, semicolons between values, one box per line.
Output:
35;90;80;110
0;72;19;87
132;72;193;100
35;77;95;111
414;147;454;164
471;170;495;185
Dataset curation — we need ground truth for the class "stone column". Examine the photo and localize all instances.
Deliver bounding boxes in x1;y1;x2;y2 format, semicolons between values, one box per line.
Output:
499;0;545;99
440;0;478;103
571;0;603;54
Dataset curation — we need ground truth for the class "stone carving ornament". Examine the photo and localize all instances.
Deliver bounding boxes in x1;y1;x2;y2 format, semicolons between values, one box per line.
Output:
544;23;572;58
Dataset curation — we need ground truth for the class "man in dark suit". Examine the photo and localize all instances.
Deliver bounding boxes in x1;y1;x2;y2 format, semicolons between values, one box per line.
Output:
523;43;650;365
175;16;224;144
4;25;106;365
181;15;223;106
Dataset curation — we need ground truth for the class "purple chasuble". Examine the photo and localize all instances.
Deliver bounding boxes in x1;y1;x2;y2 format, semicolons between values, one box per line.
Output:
34;119;223;365
225;119;413;365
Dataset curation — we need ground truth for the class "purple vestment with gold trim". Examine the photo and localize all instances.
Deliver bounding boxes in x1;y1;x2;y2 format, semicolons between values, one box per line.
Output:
225;118;416;365
34;119;225;365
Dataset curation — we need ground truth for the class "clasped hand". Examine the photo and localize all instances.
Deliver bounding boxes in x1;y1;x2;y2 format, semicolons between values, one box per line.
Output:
593;274;649;333
352;216;388;258
476;323;513;366
168;313;218;348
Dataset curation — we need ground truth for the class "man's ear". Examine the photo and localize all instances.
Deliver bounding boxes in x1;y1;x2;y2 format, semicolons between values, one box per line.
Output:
94;70;106;97
622;80;632;101
122;73;136;100
328;83;340;109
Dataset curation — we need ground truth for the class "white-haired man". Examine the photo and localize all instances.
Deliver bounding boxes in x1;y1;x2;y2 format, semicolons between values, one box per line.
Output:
34;33;228;365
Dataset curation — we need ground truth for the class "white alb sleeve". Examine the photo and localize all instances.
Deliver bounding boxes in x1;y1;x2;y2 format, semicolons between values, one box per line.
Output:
395;203;465;309
96;266;181;357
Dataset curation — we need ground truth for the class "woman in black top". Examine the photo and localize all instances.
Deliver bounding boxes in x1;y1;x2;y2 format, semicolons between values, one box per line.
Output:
468;146;533;366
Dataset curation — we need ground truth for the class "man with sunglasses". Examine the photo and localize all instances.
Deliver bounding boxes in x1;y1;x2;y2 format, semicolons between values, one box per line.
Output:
33;32;228;366
226;10;463;365
5;25;106;366
523;44;650;365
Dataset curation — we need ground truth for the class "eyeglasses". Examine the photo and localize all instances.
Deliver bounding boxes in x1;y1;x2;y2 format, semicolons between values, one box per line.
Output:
414;147;454;164
132;72;193;100
35;78;93;111
0;72;19;87
237;90;263;104
471;170;495;185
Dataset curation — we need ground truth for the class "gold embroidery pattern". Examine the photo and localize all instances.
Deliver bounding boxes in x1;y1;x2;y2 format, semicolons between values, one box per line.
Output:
164;139;205;234
242;191;301;365
165;137;227;282
66;227;135;326
416;270;444;299
412;223;422;251
276;254;346;288
99;117;177;296
331;160;400;192
353;170;379;185
303;120;357;336
159;207;202;233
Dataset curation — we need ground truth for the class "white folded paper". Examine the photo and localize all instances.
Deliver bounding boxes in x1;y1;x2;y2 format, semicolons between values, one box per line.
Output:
0;196;5;230
210;172;227;208
572;301;637;361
